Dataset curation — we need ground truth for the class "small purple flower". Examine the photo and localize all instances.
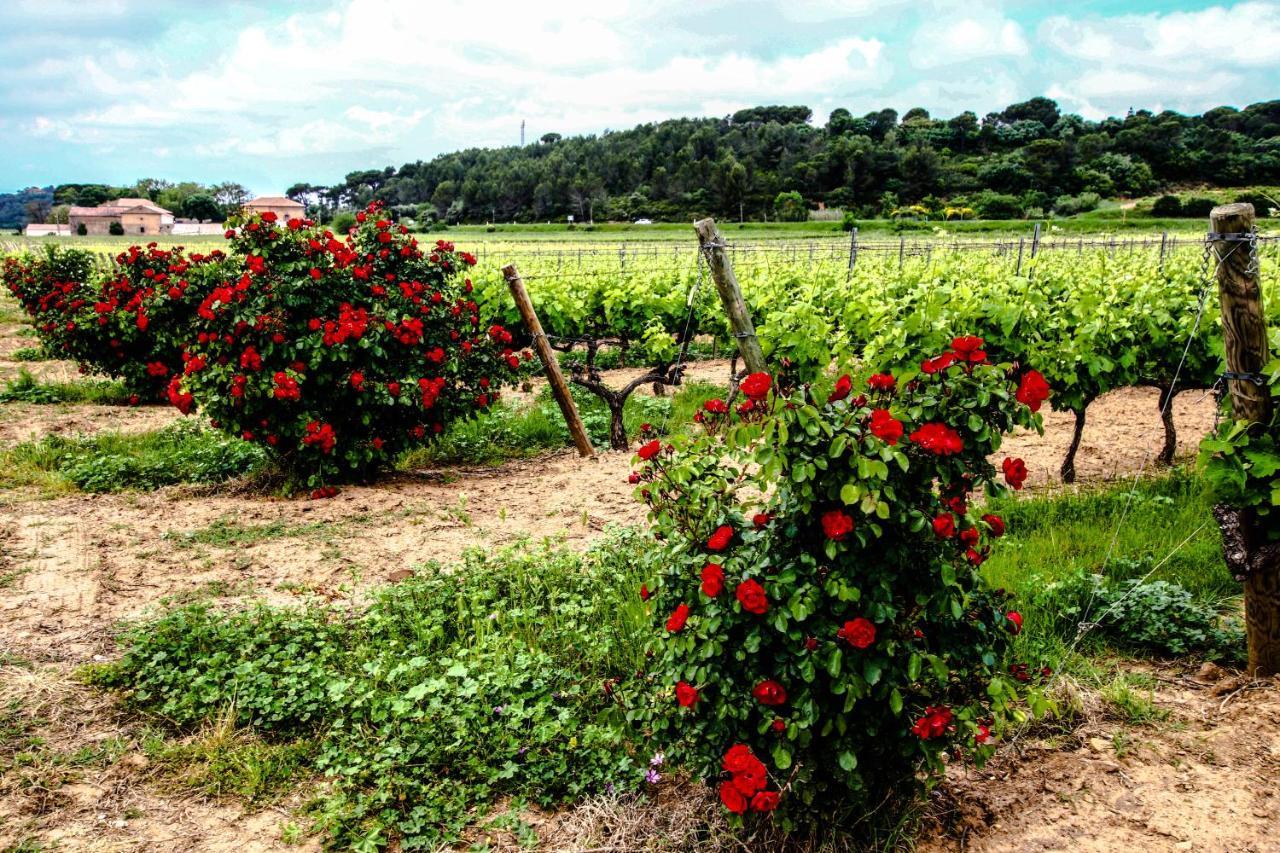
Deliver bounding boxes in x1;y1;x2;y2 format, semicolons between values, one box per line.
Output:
605;782;615;796
645;768;661;784
649;751;665;768
492;705;504;716
517;746;528;756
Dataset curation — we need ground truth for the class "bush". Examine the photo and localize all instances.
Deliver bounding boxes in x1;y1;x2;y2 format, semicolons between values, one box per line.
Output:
330;211;356;233
76;222;87;236
773;191;808;222
1181;197;1216;218
1151;195;1183;217
109;221;125;236
1052;192;1101;216
170;203;524;487
630;345;1050;830
1033;569;1244;663
973;190;1022;220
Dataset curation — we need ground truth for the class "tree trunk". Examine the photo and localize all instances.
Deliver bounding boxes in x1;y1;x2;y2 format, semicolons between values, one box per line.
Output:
607;398;628;450
1156;385;1178;466
1060;405;1089;484
1214;505;1280;675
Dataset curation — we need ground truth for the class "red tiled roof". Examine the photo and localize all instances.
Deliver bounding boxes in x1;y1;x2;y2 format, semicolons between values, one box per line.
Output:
245;196;304;207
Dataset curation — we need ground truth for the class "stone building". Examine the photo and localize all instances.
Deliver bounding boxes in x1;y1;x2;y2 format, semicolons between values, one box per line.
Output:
243;195;305;220
68;198;175;235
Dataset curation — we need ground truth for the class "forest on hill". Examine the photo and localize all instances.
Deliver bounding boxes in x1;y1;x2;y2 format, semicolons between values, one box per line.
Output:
286;97;1280;224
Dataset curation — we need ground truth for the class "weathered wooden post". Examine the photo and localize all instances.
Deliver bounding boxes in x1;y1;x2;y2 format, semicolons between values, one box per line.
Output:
1208;203;1280;676
1015;237;1025;275
693;218;766;375
503;263;595;458
846;227;859;281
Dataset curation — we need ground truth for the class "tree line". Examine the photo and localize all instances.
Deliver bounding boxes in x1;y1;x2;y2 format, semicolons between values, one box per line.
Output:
289;97;1280;224
2;180;255;229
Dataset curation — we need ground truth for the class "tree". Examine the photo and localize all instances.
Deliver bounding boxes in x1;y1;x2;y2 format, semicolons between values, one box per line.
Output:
182;193;223;223
23;199;51;224
211;182;251;213
773;190;807;222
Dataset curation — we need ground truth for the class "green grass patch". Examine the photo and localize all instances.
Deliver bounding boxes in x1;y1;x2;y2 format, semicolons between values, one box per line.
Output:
9;346;50;362
85;531;651;850
0;369;132;405
0;420;268;492
164;517;334;550
983;469;1243;666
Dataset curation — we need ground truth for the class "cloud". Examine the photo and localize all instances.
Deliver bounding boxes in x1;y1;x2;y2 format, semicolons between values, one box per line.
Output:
911;13;1028;69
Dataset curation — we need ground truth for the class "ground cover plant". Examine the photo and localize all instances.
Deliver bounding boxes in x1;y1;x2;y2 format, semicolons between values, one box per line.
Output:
86;532;651;850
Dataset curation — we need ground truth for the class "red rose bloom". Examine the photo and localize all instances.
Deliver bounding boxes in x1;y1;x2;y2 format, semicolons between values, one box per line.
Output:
719;780;748;814
1006;611;1023;634
828;374;852;402
637;439;661;460
1016;369;1051;412
771;718;786;733
752;679;787;706
909;423;964;456
1002;457;1028;489
821;509;855;541
959;527;981;546
982;514;1006;537
975;724;992;745
666;603;689;632
839;617;876;649
703;398;729;414
735;579;768;614
921;352;957;374
706;524;734;552
675;681;699;707
701;563;725;597
639;583;652;601
750;790;780;812
722;744;758;774
752;512;773;529
932;513;956;539
951;336;987;363
867;372;896;391
740;372;772;400
869;408;904;445
911;705;954;740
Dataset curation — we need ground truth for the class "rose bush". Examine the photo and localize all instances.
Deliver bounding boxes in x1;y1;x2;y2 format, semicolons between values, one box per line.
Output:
629;339;1047;830
164;203;525;487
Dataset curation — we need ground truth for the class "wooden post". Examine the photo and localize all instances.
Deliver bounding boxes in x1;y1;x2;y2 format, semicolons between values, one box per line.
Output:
503;264;595;458
693;218;766;375
898;236;905;270
1015;237;1025;275
1159;230;1168;273
1209;203;1280;676
1030;222;1041;258
846;227;858;281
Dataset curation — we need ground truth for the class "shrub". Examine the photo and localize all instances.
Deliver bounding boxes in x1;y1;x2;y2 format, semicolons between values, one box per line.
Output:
330;211;356;233
773;191;808;222
1053;192;1101;216
76;222;87;236
1151;194;1182;217
1033;569;1244;663
1181;196;1216;218
972;190;1022;220
109;221;125;236
170;203;525;487
2;244;96;362
629;344;1049;830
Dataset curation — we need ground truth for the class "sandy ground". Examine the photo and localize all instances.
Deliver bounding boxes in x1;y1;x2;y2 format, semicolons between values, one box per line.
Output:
1;321;1274;851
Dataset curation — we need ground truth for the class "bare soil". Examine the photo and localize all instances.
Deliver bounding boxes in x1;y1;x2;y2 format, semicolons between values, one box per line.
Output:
2;329;1274;851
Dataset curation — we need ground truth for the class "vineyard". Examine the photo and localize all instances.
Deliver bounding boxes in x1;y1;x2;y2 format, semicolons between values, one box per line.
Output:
1;209;1279;851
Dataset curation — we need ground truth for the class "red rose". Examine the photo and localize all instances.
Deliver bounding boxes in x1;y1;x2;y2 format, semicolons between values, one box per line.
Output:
951;335;987;364
706;525;734;552
828;374;852;402
740;372;771;400
752;512;772;529
909;423;963;456
932;513;956;539
821;509;854;542
839;617;876;649
703;397;729;414
722;744;758;774
675;681;699;707
640;583;652;601
966;547;985;565
1016;369;1051;412
1002;457;1027;490
921;352;957;374
735;578;768;614
701;563;725;597
982;514;1005;537
1006;611;1023;634
975;724;992;745
750;790;780;813
752;680;787;706
637;439;661;460
911;705;953;740
771;718;786;733
867;372;896;391
959;527;980;546
719;780;748;814
666;603;689;632
869;408;904;445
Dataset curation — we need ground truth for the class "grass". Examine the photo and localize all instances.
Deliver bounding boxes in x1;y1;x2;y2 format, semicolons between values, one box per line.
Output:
0;420;268;493
10;346;49;362
163;516;335;549
983;468;1240;667
0;369;133;405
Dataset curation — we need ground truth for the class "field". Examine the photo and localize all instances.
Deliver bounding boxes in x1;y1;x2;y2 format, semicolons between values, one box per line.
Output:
1;219;1278;852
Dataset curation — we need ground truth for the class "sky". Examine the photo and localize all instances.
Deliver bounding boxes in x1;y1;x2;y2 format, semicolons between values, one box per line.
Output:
2;0;1279;196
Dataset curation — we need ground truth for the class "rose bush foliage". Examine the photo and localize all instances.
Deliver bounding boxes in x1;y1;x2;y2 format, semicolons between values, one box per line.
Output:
4;204;526;487
629;345;1048;828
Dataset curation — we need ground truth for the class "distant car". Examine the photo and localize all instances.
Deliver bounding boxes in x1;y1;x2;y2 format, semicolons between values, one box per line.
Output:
634;218;653;225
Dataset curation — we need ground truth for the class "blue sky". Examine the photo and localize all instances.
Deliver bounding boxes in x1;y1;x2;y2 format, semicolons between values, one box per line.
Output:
2;0;1278;195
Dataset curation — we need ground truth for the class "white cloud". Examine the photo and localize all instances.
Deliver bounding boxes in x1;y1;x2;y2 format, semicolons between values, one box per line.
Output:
911;14;1028;68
